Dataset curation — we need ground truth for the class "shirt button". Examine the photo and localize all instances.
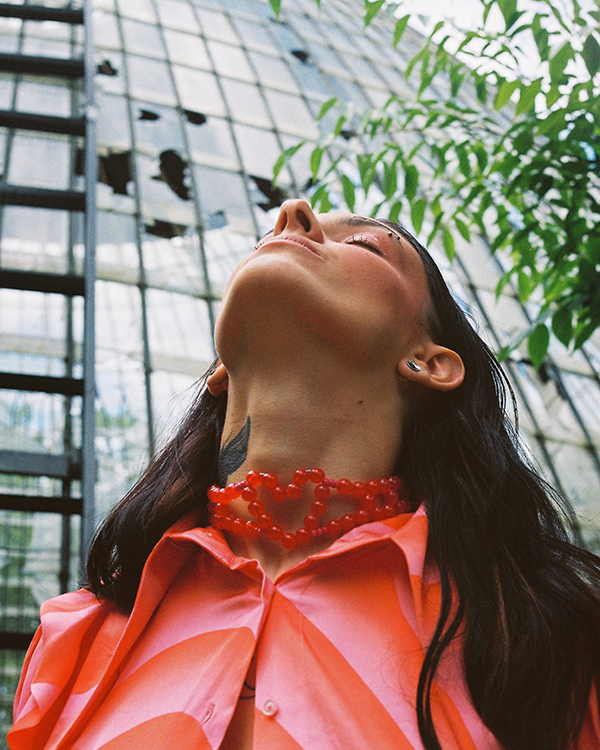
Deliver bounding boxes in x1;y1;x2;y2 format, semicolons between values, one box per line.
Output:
262;699;278;717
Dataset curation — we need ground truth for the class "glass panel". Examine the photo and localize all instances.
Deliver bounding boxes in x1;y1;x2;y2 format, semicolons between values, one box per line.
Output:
0;74;15;109
185;116;239;170
221;79;271;128
152;369;201;448
96;51;127;97
206;40;255;82
203;224;253;293
249;51;300;94
232;123;280;179
93;10;121;50
141;233;208;296
117;0;157;23
156;0;201;33
196;8;239;44
1;207;70;275
231;18;273;51
97;92;131;150
172;66;226;116
194;165;254;234
126;56;177;106
136;152;196;226
132;100;185;157
15;81;71;118
8;133;71;191
97;211;141;287
0;18;22;53
21;36;71;59
121;19;166;59
262;89;318;138
163;29;211;69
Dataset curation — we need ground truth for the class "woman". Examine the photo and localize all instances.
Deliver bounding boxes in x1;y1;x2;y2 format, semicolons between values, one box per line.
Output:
9;200;600;750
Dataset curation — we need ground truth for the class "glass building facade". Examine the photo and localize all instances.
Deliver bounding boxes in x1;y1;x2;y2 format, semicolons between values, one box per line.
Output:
0;0;599;740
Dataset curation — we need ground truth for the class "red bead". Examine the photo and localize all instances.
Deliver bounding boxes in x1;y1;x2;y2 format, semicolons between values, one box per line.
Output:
271;486;286;502
293;469;309;485
325;519;341;537
352;481;367;498
382;504;397;518
366;480;380;495
337;478;352;494
355;509;370;524
286;483;302;499
389;477;401;491
311;499;326;516
379;478;391;493
309;468;325;483
340;514;356;531
257;513;272;529
207;486;223;502
268;525;283;541
295;528;311;545
246;470;263;487
281;533;297;550
360;494;376;510
372;506;385;521
314;484;330;501
212;514;225;529
233;481;247;492
241;486;257;501
303;513;319;530
245;521;260;537
398;499;411;514
224;484;239;501
213;503;229;517
231;518;245;534
247;500;264;516
262;472;278;489
386;492;399;505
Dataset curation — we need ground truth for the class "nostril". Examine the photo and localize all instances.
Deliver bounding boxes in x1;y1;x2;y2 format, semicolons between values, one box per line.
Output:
297;210;311;232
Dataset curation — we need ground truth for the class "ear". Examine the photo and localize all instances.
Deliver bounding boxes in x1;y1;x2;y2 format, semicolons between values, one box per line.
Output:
207;361;229;396
398;345;464;392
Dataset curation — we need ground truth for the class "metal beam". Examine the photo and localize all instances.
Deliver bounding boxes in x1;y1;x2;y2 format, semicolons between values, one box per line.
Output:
0;269;85;296
0;109;85;136
0;184;85;211
0;372;84;396
0;53;84;79
0;4;84;24
0;493;82;514
0;450;81;479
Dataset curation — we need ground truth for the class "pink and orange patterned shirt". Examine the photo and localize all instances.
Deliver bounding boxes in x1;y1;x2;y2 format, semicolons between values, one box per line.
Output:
8;507;600;749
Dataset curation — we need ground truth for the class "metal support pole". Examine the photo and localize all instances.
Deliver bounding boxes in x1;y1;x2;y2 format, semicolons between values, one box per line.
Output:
81;0;97;556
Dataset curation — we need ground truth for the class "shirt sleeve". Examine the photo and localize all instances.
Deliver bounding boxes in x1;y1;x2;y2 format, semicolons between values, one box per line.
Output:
7;589;123;750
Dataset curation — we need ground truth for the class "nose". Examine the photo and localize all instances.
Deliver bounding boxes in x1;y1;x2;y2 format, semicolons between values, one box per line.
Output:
273;199;324;242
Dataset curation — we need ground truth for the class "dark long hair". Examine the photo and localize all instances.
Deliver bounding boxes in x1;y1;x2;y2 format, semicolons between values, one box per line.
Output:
85;223;600;750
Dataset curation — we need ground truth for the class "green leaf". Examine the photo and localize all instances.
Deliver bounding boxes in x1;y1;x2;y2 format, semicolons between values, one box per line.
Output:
388;198;402;223
516;79;542;115
494;79;519;109
269;0;281;15
582;33;600;77
411;198;426;234
393;15;410;47
454;216;471;241
528;323;550;368
340;174;356;212
404;164;418;201
475;75;488;105
364;0;386;27
442;227;455;260
316;97;338;121
382;161;398;200
272;141;305;182
310;146;324;179
549;42;574;85
552;307;573;347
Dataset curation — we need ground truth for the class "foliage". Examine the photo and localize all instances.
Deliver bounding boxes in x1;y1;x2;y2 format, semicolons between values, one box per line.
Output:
271;0;600;366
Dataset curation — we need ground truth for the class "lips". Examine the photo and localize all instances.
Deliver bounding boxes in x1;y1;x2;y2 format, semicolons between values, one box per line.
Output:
255;234;321;257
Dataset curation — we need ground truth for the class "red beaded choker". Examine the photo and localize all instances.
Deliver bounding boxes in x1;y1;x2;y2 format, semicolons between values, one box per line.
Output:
208;468;410;551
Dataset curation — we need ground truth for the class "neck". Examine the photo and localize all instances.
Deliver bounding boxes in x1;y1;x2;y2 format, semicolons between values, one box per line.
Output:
214;363;407;578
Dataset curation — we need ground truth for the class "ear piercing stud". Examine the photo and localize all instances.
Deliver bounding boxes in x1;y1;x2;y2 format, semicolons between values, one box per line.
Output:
406;360;421;372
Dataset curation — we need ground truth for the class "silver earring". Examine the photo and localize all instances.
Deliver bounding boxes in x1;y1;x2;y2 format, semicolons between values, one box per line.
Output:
406;360;421;372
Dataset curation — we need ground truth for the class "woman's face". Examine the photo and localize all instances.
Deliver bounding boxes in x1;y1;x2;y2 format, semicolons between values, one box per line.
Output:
216;200;432;370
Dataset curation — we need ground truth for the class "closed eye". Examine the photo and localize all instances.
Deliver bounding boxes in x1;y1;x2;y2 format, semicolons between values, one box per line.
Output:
345;234;384;256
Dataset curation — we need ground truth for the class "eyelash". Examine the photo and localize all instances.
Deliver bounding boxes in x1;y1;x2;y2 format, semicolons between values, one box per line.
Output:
346;234;384;256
